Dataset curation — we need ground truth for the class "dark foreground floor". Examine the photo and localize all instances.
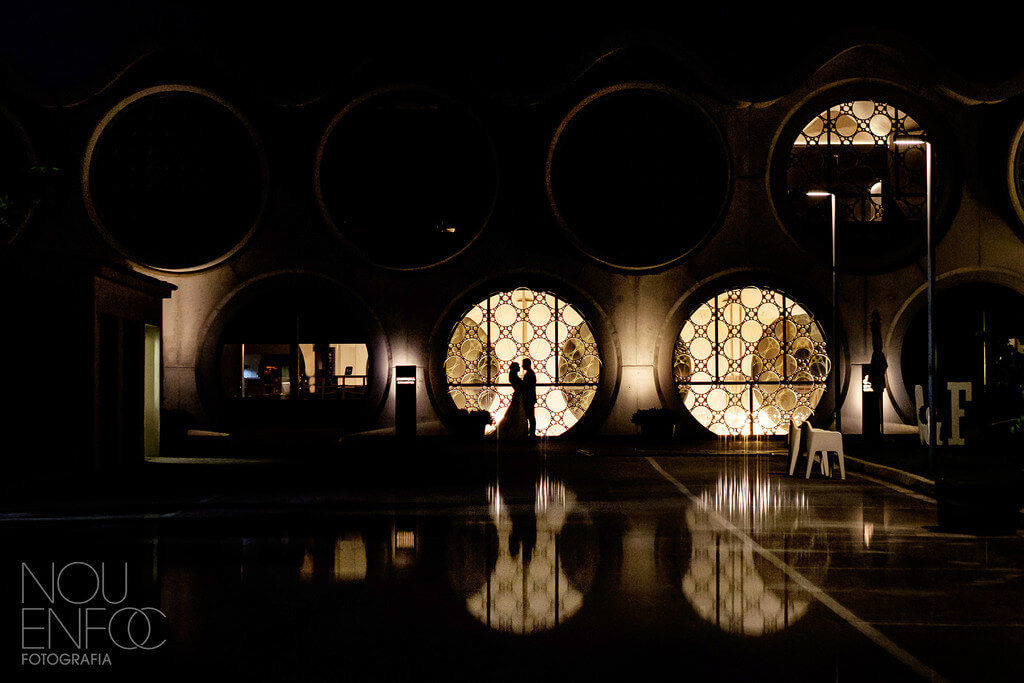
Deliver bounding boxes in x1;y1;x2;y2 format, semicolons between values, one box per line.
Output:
2;447;1022;681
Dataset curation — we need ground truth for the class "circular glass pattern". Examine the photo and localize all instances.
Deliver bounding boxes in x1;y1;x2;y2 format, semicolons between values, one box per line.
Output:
547;84;729;269
85;86;266;271
675;286;829;436
317;88;497;269
782;99;931;271
445;287;600;436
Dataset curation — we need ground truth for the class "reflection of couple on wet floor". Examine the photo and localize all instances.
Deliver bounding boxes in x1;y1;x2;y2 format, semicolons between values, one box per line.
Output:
496;358;537;440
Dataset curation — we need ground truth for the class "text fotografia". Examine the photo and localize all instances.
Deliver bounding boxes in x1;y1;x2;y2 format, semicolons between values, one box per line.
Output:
20;562;167;667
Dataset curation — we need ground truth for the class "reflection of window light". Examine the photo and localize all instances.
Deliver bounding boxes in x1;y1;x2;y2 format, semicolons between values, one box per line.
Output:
535;476;565;513
394;530;416;550
392;528;416;569
300;547;314;581
333;535;367;582
467;479;586;633
683;474;817;636
243;368;259;379
863;375;874;392
699;473;808;529
863;522;875;549
682;506;811;636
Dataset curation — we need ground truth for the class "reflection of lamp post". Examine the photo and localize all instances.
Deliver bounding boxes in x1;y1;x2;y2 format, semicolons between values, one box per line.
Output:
806;190;840;431
895;137;934;467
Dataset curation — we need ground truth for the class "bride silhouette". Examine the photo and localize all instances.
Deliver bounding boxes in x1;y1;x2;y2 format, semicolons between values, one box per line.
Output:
496;361;529;440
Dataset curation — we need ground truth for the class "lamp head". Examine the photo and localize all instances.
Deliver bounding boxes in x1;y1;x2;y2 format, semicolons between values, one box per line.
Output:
894;136;927;147
805;190;833;197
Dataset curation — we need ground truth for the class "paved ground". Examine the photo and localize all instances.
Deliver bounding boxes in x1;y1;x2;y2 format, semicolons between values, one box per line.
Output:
2;445;1022;680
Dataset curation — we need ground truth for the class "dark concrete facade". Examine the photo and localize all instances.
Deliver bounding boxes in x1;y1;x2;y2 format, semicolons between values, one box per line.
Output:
4;10;1024;444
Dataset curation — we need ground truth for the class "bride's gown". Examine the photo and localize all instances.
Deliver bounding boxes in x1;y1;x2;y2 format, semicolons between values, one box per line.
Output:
496;375;529;440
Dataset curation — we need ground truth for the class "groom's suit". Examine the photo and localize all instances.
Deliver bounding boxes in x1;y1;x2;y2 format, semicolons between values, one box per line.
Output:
522;367;537;437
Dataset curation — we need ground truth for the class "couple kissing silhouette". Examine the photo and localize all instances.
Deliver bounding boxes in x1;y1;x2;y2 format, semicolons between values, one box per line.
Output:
496;358;537;440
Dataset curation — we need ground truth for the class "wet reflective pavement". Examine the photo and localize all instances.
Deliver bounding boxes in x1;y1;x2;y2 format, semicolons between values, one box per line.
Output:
3;452;1023;681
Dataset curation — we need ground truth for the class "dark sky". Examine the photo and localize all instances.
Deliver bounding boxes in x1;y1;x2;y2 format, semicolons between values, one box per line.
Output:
1;3;1021;103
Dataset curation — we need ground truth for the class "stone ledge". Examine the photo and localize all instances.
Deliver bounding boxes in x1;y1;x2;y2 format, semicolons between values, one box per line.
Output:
844;455;936;498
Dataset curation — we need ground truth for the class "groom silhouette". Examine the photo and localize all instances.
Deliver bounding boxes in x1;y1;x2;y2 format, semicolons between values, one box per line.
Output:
521;358;537;437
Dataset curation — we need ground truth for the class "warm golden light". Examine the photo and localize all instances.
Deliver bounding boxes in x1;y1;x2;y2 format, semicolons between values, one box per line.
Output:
863;522;875;549
682;505;811;636
675;286;829;436
789;100;928;231
682;468;821;636
445;287;600;436
333;535;368;582
465;480;586;634
699;472;808;527
794;101;922;146
394;530;416;550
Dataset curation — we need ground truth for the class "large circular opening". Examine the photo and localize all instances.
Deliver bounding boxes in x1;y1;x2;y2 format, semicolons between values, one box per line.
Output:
674;286;830;436
199;275;388;430
316;87;498;269
775;96;950;272
443;287;601;437
547;83;729;270
84;86;266;271
900;282;1024;422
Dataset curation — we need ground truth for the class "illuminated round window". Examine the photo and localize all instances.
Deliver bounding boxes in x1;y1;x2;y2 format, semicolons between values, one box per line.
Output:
674;286;829;436
445;288;600;436
779;98;936;271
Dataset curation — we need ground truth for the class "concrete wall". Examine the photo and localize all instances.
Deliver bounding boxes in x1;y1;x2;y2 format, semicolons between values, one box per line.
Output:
8;40;1024;437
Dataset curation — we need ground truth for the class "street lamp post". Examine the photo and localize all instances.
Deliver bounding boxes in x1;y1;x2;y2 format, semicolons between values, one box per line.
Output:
895;138;935;469
807;190;840;432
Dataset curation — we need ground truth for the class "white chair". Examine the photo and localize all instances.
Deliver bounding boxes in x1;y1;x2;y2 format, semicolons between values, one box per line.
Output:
787;417;802;476
913;384;943;446
788;419;830;478
803;422;845;480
